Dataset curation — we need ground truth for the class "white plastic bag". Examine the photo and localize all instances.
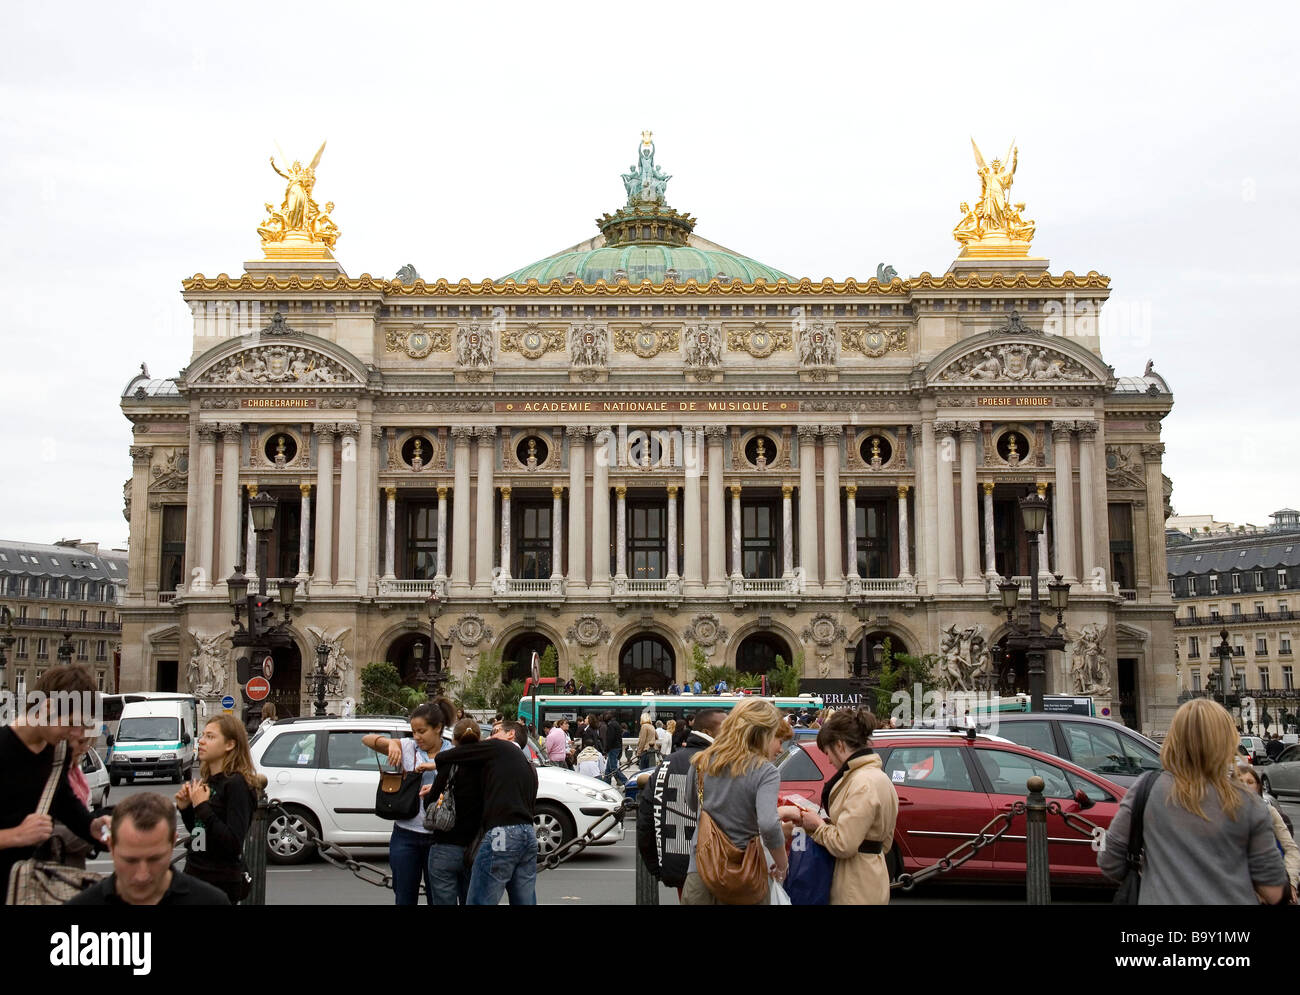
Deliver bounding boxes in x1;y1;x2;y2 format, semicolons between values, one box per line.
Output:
769;878;792;905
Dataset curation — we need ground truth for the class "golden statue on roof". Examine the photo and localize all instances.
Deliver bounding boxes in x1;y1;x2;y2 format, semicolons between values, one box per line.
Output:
954;138;1036;258
257;141;340;258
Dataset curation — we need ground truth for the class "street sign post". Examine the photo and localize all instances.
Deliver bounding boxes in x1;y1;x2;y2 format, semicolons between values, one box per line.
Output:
221;694;236;714
246;677;271;702
262;655;274;680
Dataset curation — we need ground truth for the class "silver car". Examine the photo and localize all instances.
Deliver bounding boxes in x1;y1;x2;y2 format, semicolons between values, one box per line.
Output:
81;747;111;809
1260;744;1300;799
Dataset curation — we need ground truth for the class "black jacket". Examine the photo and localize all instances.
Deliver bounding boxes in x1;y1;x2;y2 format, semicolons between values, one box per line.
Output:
603;719;624;754
180;772;255;882
433;739;537;830
67;870;230;906
637;731;711;888
581;722;602;750
1266;739;1285;761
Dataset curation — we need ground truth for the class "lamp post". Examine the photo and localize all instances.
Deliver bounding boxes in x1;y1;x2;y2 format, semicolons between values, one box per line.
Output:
228;491;297;729
424;590;446;700
313;641;330;717
1216;628;1234;711
997;492;1070;712
0;605;13;692
57;631;74;665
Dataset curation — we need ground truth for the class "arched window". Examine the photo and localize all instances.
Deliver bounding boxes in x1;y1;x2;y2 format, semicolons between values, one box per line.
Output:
619;635;675;692
734;633;792;676
853;632;910;678
502;633;554;684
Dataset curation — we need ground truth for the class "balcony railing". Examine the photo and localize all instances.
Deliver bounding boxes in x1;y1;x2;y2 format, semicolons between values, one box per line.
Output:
729;573;804;597
1120;589;1137;601
613;576;679;598
158;591;177;604
377;578;448;598
9;618;121;632
848;576;918;596
1175;610;1297;627
497;577;566;598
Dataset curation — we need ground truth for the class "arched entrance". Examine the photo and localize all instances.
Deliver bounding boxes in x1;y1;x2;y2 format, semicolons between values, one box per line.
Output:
502;633;554;685
853;631;911;679
385;633;441;689
619;634;675;692
991;635;1028;695
735;633;792;676
267;642;302;719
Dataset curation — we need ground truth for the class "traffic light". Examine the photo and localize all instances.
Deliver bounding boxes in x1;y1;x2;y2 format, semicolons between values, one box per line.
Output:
235;654;253;685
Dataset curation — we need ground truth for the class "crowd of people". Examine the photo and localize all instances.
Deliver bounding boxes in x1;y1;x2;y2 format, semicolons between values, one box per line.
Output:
6;664;1300;907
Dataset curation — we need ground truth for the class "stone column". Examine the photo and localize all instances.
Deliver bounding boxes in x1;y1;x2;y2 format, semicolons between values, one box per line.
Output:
730;484;743;580
1037;482;1051;578
782;484;795;578
356;422;377;596
1077;423;1098;586
798;425;819;587
566;426;586;588
683;430;704;592
298;483;312;580
196;424;217;590
245;484;258;583
128;446;151;597
499;486;512;582
919;416;939;593
313;425;334;587
821;427;843;587
706;426;727;590
666;485;679;580
897;485;911;578
336;424;359;592
615;485;627;581
1052;423;1077;585
384;486;397;579
983;481;996;579
935;422;958;589
218;424;242;584
592;430;611;593
435;485;448;580
450;427;472;593
1142;443;1172;604
845;484;859;579
474;428;496;591
551;485;564;581
958;422;981;588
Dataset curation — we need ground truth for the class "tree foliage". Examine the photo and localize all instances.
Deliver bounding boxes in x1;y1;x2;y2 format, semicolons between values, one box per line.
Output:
359;662;424;716
770;652;802;697
539;644;558;679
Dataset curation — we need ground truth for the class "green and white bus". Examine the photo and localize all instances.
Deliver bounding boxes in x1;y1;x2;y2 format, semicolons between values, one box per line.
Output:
517;692;824;734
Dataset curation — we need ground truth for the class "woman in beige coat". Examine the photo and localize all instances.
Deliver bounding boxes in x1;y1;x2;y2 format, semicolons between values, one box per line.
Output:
798;709;899;904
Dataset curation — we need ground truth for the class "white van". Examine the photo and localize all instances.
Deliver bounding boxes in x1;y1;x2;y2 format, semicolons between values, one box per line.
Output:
106;695;200;785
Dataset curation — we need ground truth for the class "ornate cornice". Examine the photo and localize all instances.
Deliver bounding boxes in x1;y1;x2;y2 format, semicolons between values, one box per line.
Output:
182;271;1111;296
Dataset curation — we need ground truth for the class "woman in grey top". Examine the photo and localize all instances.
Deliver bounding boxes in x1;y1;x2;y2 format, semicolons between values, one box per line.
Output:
1099;699;1286;905
683;698;789;905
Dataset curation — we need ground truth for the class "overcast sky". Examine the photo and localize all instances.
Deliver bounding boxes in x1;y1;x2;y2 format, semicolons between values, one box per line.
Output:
1;1;1297;550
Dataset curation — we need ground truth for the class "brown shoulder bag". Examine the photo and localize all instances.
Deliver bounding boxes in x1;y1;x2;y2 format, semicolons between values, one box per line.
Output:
693;770;768;905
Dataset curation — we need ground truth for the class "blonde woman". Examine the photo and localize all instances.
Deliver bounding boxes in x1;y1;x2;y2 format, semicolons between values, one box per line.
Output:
683;698;789;905
1235;762;1299;901
636;714;659;770
1098;699;1286;904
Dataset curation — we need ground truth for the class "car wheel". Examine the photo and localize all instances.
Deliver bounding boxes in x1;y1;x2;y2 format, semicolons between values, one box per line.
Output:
171;763;184;784
266;807;320;865
886;846;902;883
1262;776;1275;797
534;803;575;859
109;774;121;787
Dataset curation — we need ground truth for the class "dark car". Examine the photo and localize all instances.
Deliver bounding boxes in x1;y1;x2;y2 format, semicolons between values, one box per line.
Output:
774;729;1126;885
983;714;1161;788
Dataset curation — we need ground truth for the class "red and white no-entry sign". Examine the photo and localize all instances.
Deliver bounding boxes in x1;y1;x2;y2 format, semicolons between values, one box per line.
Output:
246;677;271;701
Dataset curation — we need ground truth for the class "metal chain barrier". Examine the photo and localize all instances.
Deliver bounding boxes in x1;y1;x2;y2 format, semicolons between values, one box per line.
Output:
1046;801;1107;848
537;797;633;871
891;802;1025;891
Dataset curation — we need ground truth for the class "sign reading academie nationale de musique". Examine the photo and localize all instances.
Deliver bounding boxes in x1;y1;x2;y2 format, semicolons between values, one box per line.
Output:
496;398;801;414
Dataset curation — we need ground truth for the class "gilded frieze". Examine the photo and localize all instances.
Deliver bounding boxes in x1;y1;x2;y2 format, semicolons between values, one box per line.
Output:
500;323;565;360
613;323;680;359
841;323;908;358
726;322;791;359
385;325;451;358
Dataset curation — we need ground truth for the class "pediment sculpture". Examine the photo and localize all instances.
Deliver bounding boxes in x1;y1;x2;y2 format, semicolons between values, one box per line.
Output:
938;343;1092;383
203;346;353;385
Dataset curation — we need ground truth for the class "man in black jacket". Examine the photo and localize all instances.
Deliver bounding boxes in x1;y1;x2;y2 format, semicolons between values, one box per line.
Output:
602;712;626;785
637;708;726;891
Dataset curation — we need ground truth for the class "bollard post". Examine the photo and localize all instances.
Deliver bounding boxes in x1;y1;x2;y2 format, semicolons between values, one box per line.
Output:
1025;775;1051;905
242;788;269;906
634;771;659;906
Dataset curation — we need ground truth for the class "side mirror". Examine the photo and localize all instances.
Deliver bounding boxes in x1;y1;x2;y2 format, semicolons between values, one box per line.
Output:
180;733;191;746
1074;788;1095;811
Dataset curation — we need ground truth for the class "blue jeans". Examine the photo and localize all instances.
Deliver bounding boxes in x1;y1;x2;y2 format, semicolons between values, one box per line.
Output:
388;826;434;905
427;843;470;906
605;748;627;784
466;824;537;905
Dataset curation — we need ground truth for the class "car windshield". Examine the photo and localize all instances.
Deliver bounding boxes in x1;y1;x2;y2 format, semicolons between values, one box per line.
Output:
117;717;179;742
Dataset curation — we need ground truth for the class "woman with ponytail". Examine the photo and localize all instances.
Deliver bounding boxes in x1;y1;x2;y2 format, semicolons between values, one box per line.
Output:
797;708;898;905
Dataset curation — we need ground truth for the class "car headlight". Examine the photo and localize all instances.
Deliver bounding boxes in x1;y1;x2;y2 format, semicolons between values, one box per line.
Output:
574;786;609;801
156;753;176;761
599;789;622;804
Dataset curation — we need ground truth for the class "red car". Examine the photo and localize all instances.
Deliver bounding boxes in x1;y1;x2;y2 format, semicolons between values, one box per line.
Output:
775;729;1126;885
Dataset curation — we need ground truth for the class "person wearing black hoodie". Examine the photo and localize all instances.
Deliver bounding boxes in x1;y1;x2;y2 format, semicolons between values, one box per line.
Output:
602;712;626;785
176;714;259;904
637;708;726;891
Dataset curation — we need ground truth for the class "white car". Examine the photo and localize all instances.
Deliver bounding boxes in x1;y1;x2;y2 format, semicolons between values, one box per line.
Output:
250;717;625;865
81;747;111;809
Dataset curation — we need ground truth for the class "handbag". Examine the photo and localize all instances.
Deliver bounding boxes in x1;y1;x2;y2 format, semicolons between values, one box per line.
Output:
784;828;835;906
6;741;105;905
1113;770;1158;905
693;771;768;905
423;767;457;833
374;743;422;822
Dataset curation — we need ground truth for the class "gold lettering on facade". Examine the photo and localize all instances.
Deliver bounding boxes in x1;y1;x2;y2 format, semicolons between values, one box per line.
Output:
977;396;1054;407
496;399;799;414
239;398;318;409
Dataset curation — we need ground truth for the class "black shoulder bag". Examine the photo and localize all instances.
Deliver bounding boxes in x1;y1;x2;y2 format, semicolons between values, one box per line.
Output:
374;742;423;821
1113;770;1159;905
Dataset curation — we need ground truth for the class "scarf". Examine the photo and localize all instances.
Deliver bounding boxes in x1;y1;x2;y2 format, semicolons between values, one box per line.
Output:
820;746;874;814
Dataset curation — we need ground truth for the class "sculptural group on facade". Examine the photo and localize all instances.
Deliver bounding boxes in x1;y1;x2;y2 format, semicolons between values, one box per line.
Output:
683;324;722;369
797;323;839;367
568;323;609;367
1068;623;1111;696
953;139;1036;246
257;142;341;249
456;324;495;369
187;630;229;697
621;131;672;206
306;626;353;697
212;347;341;385
937;624;994;692
942;344;1088;383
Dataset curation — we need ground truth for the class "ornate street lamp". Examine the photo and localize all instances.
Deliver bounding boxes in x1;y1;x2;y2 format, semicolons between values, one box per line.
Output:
1216;628;1234;710
998;491;1069;712
57;631;74;664
313;641;331;717
424;590;446;699
0;605;14;691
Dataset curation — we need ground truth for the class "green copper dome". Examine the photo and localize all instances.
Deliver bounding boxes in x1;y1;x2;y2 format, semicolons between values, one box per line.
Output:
499;133;792;286
502;243;792;286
